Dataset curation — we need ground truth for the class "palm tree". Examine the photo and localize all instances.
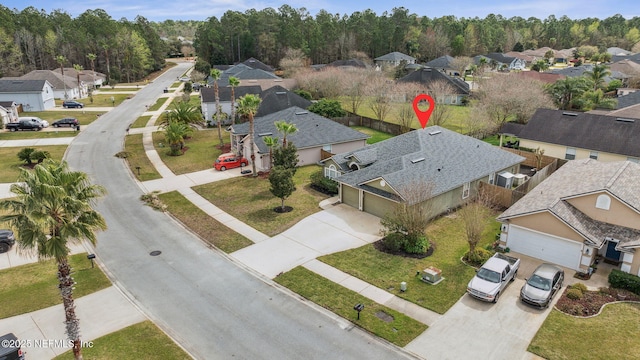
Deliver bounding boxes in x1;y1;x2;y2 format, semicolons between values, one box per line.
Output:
237;94;262;177
274;120;298;148
210;69;223;146
545;77;590;110
73;64;84;97
228;76;240;125
161;101;204;128
0;159;107;360
584;64;611;90
580;89;618;110
86;53;97;91
262;136;279;169
56;55;68;99
162;120;194;156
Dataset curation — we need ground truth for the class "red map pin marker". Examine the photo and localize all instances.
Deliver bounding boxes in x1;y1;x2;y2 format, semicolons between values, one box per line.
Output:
412;94;435;129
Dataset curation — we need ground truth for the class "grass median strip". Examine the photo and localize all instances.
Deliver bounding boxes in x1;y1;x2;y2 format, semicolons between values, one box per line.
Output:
158;191;253;253
0;145;68;183
53;320;188;360
275;266;427;347
123;133;161;181
0;252;111;319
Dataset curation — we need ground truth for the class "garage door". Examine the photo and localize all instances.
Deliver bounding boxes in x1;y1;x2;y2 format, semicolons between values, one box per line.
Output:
341;185;359;210
507;226;582;270
363;192;394;219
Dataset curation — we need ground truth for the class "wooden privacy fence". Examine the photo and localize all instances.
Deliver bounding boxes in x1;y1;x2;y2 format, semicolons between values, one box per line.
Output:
500;148;556;169
331;113;406;135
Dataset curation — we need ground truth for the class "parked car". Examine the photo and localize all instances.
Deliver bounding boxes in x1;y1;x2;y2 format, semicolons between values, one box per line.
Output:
0;333;25;360
214;153;248;171
40;119;49;127
5;118;43;131
52;117;79;127
467;253;520;303
179;76;191;82
520;263;564;308
0;229;15;253
62;100;84;108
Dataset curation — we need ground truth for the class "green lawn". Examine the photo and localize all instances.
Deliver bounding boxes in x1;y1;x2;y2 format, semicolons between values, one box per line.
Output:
148;98;168;111
275;267;427;347
124;133;162;181
0;253;111;319
319;210;501;314
152;129;223;175
529;303;640;360
56;94;130;108
158;191;253;253
131;115;152;128
97;87;142;92
351;126;393;144
0;145;68;182
54;321;188;360
193;165;330;236
2;111;106;130
0;130;76;140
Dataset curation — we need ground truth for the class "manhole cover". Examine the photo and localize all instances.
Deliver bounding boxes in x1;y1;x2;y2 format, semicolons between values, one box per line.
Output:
375;310;394;323
150;250;162;256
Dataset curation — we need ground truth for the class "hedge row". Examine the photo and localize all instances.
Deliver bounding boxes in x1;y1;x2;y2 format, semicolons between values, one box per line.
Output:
609;269;640;295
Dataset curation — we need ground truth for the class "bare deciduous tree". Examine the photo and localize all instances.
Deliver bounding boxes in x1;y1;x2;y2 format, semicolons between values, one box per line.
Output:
426;79;455;126
450;56;473;77
395;103;415;133
459;192;494;260
366;73;395;121
279;47;307;78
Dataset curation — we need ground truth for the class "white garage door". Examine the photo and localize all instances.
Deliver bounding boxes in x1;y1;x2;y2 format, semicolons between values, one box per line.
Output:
507;226;582;270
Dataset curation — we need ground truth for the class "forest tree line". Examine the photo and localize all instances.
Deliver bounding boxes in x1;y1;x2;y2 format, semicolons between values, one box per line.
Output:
1;5;640;82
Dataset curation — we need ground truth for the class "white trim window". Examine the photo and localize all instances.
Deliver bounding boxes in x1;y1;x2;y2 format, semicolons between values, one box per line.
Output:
589;151;598;160
322;144;332;152
462;182;470;199
488;172;495;185
565;147;576;160
324;165;339;179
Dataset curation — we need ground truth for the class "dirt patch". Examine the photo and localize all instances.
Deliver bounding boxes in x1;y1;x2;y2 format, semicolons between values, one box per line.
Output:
556;287;640;317
273;206;293;213
375;310;394;323
373;239;434;259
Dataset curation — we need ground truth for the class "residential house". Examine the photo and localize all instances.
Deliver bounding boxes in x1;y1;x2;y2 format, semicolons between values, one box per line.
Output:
200;85;262;125
548;65;628;86
0;101;19;125
241;57;275;73
53;67;107;90
323;126;524;219
474;53;526;71
516;109;640;163
497;159;640;275
208;63;295;90
0;79;55;112
230;106;369;172
255;86;312;117
325;59;370;70
398;67;470;105
424;55;459;76
610;59;640;78
374;52;416;68
14;70;86;100
607;47;633;56
616;90;640;108
504;51;538;67
612;53;640;64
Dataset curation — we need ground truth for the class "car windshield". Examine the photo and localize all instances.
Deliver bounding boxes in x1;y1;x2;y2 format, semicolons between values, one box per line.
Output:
476;268;501;283
527;274;552;291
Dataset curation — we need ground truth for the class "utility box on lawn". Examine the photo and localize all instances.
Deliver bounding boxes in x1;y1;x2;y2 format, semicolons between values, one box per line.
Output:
421;266;443;284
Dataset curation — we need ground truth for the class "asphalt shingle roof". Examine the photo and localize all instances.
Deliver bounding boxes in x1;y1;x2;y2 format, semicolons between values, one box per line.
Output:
517;109;640;158
424;55;456;69
0;79;48;93
375;52;416;62
498;159;640;249
231;106;369;153
398;68;470;94
330;126;524;204
255;86;312;117
616;91;640;109
200;85;262;103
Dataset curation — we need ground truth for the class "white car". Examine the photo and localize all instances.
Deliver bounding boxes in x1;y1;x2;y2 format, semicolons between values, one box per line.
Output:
40;120;49;127
179;76;190;82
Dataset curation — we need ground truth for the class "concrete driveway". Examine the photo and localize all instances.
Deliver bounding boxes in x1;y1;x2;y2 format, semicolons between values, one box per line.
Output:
231;203;383;278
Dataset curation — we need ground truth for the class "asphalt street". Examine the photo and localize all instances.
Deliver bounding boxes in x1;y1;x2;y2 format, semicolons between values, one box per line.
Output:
63;62;414;359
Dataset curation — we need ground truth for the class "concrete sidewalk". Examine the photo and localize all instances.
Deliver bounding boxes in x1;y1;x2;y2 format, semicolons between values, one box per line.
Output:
0;286;146;360
0;242;86;271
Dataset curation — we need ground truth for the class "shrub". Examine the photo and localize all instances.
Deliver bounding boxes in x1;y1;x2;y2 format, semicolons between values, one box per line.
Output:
464;247;493;266
17;147;37;165
307;99;346;118
31;150;50;164
294;89;312;101
566;288;584;300
405;236;429;254
570;283;588;293
309;169;338;195
382;232;406;253
609;269;640;295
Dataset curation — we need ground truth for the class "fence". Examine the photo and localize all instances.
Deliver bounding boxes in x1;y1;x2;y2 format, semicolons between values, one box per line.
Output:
331;113;407;135
500;147;556;169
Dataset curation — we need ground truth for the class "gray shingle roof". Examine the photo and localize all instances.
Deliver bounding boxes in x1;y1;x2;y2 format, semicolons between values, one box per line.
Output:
375;52;416;62
231;106;369;153
616;91;640;109
17;70;77;89
0;79;48;93
330;126;524;204
209;64;281;87
399;67;470;94
326;59;369;68
498;159;640;249
518;109;640;158
424;55;456;69
200;85;262;103
255;86;312;117
241;57;275;72
475;53;516;65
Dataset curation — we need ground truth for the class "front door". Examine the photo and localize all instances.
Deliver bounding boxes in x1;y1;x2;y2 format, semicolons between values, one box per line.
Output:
605;241;621;262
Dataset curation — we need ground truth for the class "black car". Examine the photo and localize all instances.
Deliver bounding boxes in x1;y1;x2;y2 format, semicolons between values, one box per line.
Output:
52;117;79;127
0;229;15;253
0;333;25;360
62;100;84;108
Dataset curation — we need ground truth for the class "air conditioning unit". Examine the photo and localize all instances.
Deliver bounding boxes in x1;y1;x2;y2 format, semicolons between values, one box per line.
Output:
422;266;442;284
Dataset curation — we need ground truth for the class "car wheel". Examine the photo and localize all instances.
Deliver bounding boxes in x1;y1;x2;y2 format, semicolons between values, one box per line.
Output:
493;292;500;303
54;124;59;128
0;242;9;253
220;166;226;171
10;127;16;132
511;270;517;281
241;162;247;167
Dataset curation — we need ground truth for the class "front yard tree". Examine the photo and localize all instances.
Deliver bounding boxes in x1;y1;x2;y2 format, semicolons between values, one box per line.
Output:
162;101;204;127
237;94;261;177
162;120;193;156
228;76;240;125
262;136;279;169
426;79;454;126
459;194;492;262
210;68;224;145
274;120;298;148
380;181;433;255
0;159;107;360
269;166;296;212
273;142;299;175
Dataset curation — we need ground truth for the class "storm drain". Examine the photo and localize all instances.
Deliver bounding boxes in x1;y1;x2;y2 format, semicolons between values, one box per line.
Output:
149;250;162;256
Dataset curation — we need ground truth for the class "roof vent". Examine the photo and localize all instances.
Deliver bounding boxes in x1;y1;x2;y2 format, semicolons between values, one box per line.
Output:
295;111;308;115
616;118;635;123
257;132;272;137
411;157;425;164
428;131;441;135
276;91;287;95
562;112;578;116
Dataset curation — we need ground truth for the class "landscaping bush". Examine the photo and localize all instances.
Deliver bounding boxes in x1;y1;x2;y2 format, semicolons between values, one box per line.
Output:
294;89;312;101
566;288;584;300
464;247;493;266
31;150;50;164
405;236;429;254
570;282;588;293
609;269;640;295
381;232;406;253
309;169;338;195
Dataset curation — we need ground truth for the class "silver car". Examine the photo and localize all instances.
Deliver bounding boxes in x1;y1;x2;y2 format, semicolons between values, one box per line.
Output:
520;263;564;308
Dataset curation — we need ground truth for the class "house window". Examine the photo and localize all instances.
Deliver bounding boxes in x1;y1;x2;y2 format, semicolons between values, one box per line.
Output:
488;173;495;185
595;194;611;210
324;165;339;178
462;182;470;199
322;144;332;152
565;147;576;160
589;151;598;160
